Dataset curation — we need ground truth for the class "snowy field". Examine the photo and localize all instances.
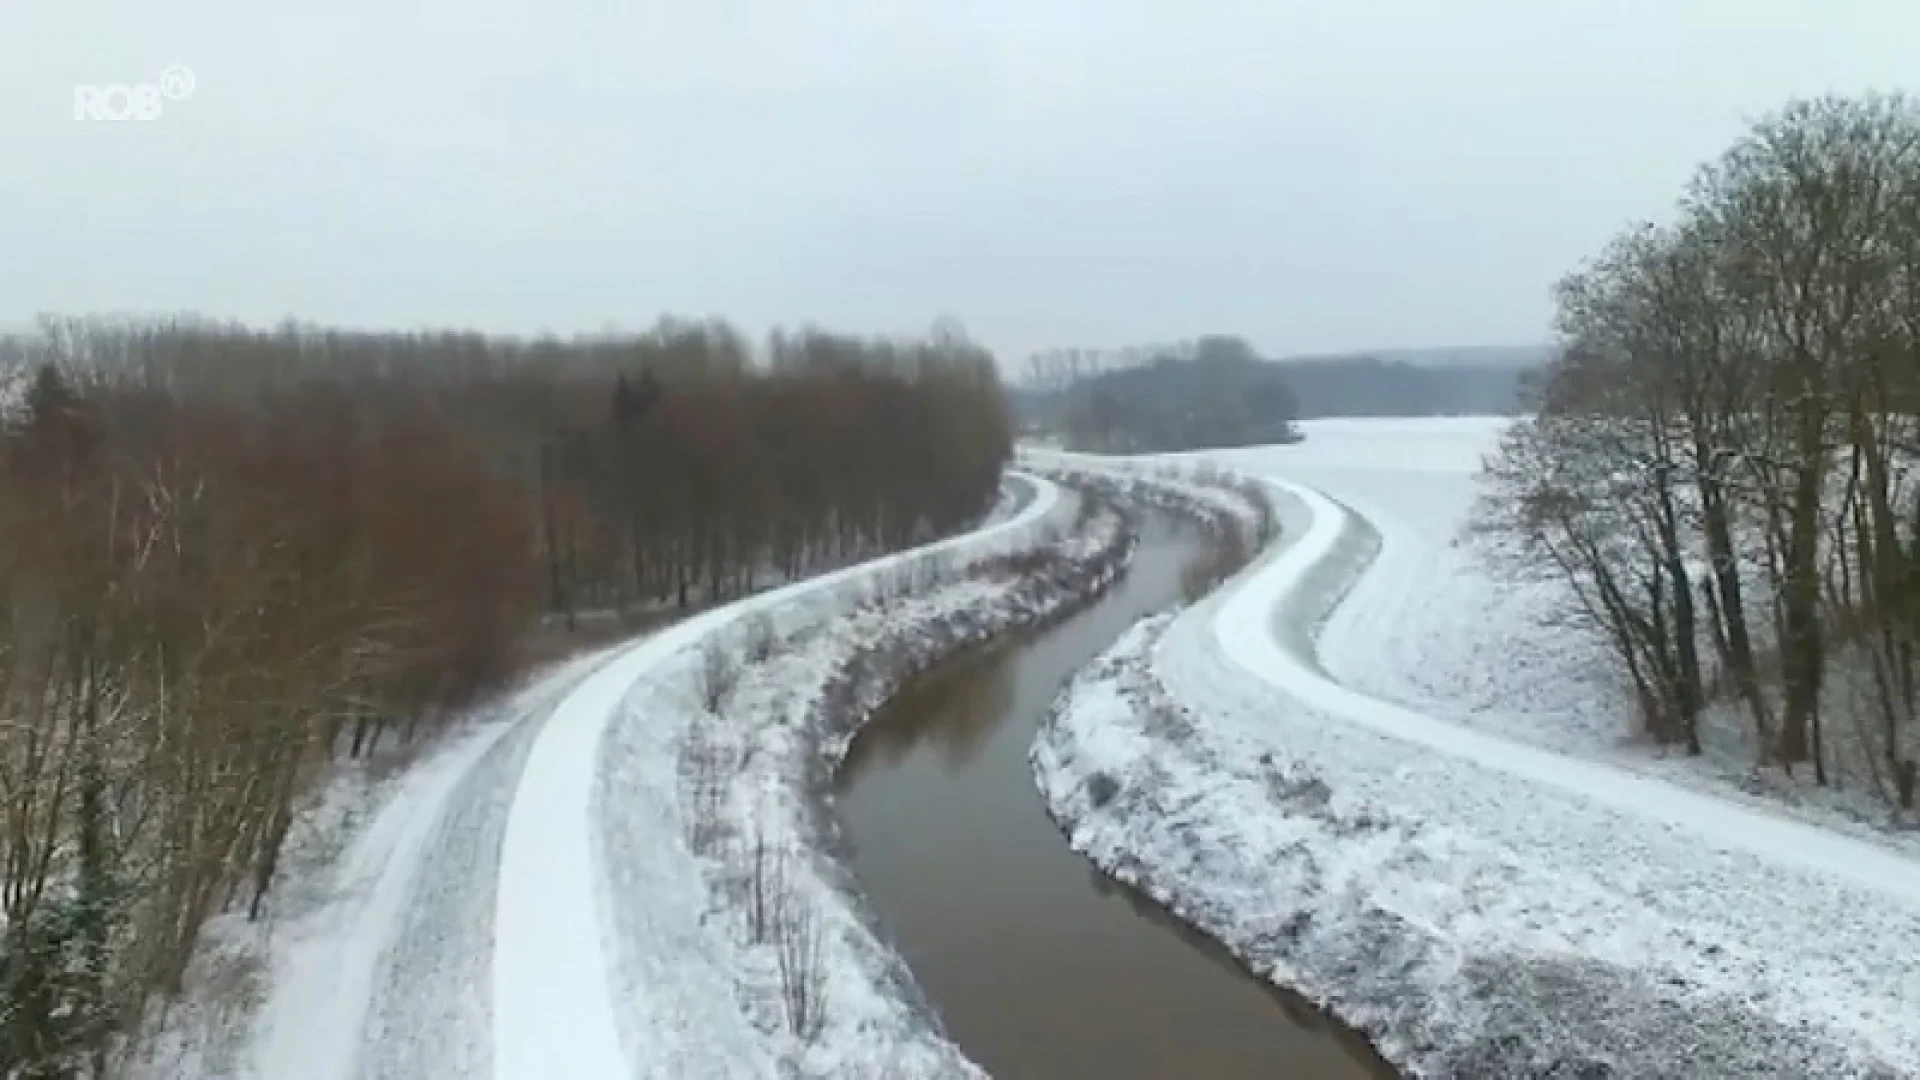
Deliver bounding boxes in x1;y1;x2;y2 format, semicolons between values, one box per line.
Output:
1030;432;1920;1076
1193;418;1920;844
1186;418;1617;747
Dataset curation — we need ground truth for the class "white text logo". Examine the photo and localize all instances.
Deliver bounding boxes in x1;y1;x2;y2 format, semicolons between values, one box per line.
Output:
74;65;196;122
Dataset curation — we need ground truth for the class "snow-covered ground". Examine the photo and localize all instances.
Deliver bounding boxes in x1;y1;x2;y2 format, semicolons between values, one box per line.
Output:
1171;419;1920;845
492;475;1068;1079
140;474;1084;1080
1020;448;1276;551
592;498;1131;1078
130;645;622;1080
1031;436;1920;1076
1164;419;1607;748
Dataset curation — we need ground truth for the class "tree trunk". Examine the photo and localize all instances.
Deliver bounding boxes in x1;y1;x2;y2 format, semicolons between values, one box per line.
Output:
539;443;573;629
1777;458;1826;770
1700;473;1770;745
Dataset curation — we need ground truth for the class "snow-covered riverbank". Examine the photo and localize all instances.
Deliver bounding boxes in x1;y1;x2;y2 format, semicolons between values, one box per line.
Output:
592;499;1132;1078
1019;448;1275;551
1030;454;1920;1078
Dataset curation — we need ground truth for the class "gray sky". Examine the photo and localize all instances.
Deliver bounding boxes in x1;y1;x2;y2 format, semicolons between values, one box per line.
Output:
5;2;1916;364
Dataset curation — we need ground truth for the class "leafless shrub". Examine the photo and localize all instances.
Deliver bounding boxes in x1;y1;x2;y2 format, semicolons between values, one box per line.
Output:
1139;693;1196;742
698;642;739;714
1190;463;1226;489
774;899;828;1043
981;546;1059;580
887;566;917;601
681;731;737;856
837;647;871;700
912;553;950;594
1260;753;1332;810
1230;478;1280;548
744;814;781;945
1086;772;1121;808
743;614;779;665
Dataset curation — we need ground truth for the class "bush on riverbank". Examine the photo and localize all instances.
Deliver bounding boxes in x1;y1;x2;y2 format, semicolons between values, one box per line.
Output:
612;498;1133;1076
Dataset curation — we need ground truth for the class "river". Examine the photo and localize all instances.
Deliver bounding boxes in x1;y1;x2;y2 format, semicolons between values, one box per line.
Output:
837;508;1392;1078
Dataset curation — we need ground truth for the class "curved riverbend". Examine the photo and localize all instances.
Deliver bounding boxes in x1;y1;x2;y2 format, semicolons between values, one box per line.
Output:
837;510;1391;1078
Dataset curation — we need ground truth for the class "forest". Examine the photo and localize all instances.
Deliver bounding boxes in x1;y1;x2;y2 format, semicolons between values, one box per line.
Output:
1477;94;1920;809
1272;351;1534;417
1021;335;1302;451
0;315;1011;1072
1017;339;1538;437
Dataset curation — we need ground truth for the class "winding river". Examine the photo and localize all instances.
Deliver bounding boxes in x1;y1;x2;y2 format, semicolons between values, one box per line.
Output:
837;508;1392;1078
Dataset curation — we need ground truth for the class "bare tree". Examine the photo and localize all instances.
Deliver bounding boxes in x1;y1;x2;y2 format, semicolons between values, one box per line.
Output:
1476;92;1920;799
0;310;1018;1072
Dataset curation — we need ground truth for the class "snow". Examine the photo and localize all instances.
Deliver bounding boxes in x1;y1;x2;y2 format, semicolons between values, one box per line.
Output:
130;646;617;1080
1021;446;1272;535
150;471;1079;1079
1220;469;1920;906
491;474;1063;1079
590;496;1130;1078
1204;419;1920;843
1029;438;1920;1076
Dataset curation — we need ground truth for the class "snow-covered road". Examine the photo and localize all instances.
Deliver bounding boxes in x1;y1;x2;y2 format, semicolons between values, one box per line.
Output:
234;475;1062;1080
1224;473;1920;910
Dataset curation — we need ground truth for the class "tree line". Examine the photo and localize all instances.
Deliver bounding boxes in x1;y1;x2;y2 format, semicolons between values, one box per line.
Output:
0;314;1010;1074
1020;335;1302;451
1273;351;1537;417
1477;94;1920;809
1017;341;1540;431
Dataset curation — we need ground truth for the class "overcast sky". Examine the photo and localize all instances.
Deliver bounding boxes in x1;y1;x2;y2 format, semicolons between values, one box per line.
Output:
4;2;1916;363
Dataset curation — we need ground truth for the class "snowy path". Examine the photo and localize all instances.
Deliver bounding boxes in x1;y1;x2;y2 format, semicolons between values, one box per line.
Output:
490;474;1062;1079
246;647;615;1080
252;716;518;1079
230;477;1060;1080
1223;474;1920;909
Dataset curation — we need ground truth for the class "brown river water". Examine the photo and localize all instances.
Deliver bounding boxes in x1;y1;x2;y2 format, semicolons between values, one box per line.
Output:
837;511;1393;1079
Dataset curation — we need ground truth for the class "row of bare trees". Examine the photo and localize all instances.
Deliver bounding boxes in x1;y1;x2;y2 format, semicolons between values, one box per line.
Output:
0;315;1011;1074
1477;93;1920;809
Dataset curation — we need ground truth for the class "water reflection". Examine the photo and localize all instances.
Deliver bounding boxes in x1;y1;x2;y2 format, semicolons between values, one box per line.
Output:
842;644;1018;774
837;512;1393;1079
1079;864;1381;1053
